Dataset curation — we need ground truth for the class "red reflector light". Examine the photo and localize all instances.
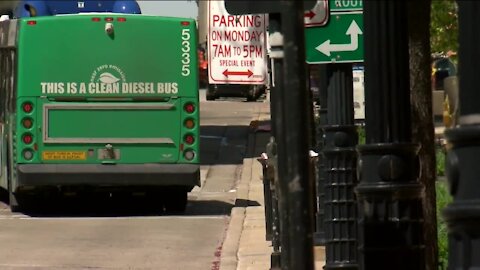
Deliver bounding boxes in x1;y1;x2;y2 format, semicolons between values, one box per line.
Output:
22;118;33;129
184;119;195;129
22;102;33;113
22;134;33;144
92;17;101;22
184;135;195;145
181;21;190;26
117;17;127;22
27;21;36;25
105;17;114;22
184;103;195;114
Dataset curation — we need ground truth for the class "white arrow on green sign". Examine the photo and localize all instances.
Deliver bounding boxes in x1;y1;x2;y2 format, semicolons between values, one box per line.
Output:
305;11;363;64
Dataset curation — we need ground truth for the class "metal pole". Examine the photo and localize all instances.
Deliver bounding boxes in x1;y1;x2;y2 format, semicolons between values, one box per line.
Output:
355;2;425;269
277;1;315;269
314;64;328;246
444;1;480;269
322;63;358;269
268;13;289;269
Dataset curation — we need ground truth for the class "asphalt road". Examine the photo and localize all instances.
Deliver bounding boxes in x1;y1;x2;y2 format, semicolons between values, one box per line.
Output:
0;91;265;270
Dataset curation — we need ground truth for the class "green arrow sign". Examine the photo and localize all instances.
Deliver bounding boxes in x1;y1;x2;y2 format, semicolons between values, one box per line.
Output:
329;0;363;12
305;12;363;64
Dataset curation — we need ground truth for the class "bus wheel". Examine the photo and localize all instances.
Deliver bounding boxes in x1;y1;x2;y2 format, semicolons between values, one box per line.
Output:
8;191;21;213
164;190;188;214
8;191;34;213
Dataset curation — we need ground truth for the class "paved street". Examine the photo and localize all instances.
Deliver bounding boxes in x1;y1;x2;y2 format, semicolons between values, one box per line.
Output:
0;91;265;270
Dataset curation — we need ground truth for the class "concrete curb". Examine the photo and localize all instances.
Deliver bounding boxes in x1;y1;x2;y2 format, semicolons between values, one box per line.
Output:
219;207;245;270
219;154;254;270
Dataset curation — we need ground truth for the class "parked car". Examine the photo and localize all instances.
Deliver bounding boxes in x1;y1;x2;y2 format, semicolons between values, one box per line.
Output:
206;83;266;101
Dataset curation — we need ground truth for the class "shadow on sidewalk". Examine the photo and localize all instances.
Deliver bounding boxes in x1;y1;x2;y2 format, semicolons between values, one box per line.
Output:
235;198;261;208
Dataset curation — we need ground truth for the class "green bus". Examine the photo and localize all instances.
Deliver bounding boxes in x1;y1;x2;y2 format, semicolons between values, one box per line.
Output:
0;14;200;212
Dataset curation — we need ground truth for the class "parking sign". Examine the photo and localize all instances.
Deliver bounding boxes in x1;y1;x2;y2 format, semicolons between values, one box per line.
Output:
208;0;268;84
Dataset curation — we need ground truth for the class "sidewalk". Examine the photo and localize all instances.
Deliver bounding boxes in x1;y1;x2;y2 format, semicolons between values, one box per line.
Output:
220;100;325;270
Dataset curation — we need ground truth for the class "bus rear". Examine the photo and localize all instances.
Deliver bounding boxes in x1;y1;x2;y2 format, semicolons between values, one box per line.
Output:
11;14;199;210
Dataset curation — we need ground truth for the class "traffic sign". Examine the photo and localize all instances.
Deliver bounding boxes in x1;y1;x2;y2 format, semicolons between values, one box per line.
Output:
224;0;316;15
329;0;363;12
208;0;268;84
305;11;363;64
304;0;329;27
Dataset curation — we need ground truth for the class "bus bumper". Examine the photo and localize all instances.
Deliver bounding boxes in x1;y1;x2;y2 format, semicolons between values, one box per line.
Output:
15;164;200;189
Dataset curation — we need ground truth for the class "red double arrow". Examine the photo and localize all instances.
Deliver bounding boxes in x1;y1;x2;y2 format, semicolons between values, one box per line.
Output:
222;69;254;78
304;10;316;20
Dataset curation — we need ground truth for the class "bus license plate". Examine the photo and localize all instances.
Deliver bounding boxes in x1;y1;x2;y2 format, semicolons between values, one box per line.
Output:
42;151;87;161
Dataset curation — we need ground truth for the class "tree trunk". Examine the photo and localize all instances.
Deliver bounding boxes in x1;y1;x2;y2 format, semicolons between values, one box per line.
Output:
407;1;438;270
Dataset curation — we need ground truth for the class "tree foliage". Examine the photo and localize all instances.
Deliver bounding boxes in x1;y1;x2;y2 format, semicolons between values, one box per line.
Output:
430;0;458;54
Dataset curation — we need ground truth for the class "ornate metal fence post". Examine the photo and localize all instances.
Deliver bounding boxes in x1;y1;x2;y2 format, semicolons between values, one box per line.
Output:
322;64;358;269
355;2;425;269
268;13;288;269
444;1;480;269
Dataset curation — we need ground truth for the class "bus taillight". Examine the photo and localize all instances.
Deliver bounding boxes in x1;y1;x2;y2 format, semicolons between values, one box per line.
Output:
23;149;34;161
22;102;33;113
117;18;127;22
184;119;195;129
181;21;190;26
184;103;195;114
184;150;195;161
184;134;195;145
22;133;33;145
22;118;33;129
27;21;36;26
92;17;101;22
105;17;114;22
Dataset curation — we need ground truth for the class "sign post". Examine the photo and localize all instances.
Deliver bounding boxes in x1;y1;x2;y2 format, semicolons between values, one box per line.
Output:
207;1;268;85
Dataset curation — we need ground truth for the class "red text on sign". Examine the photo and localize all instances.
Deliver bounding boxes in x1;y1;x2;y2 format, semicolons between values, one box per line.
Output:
243;45;262;58
213;44;232;57
212;15;263;28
